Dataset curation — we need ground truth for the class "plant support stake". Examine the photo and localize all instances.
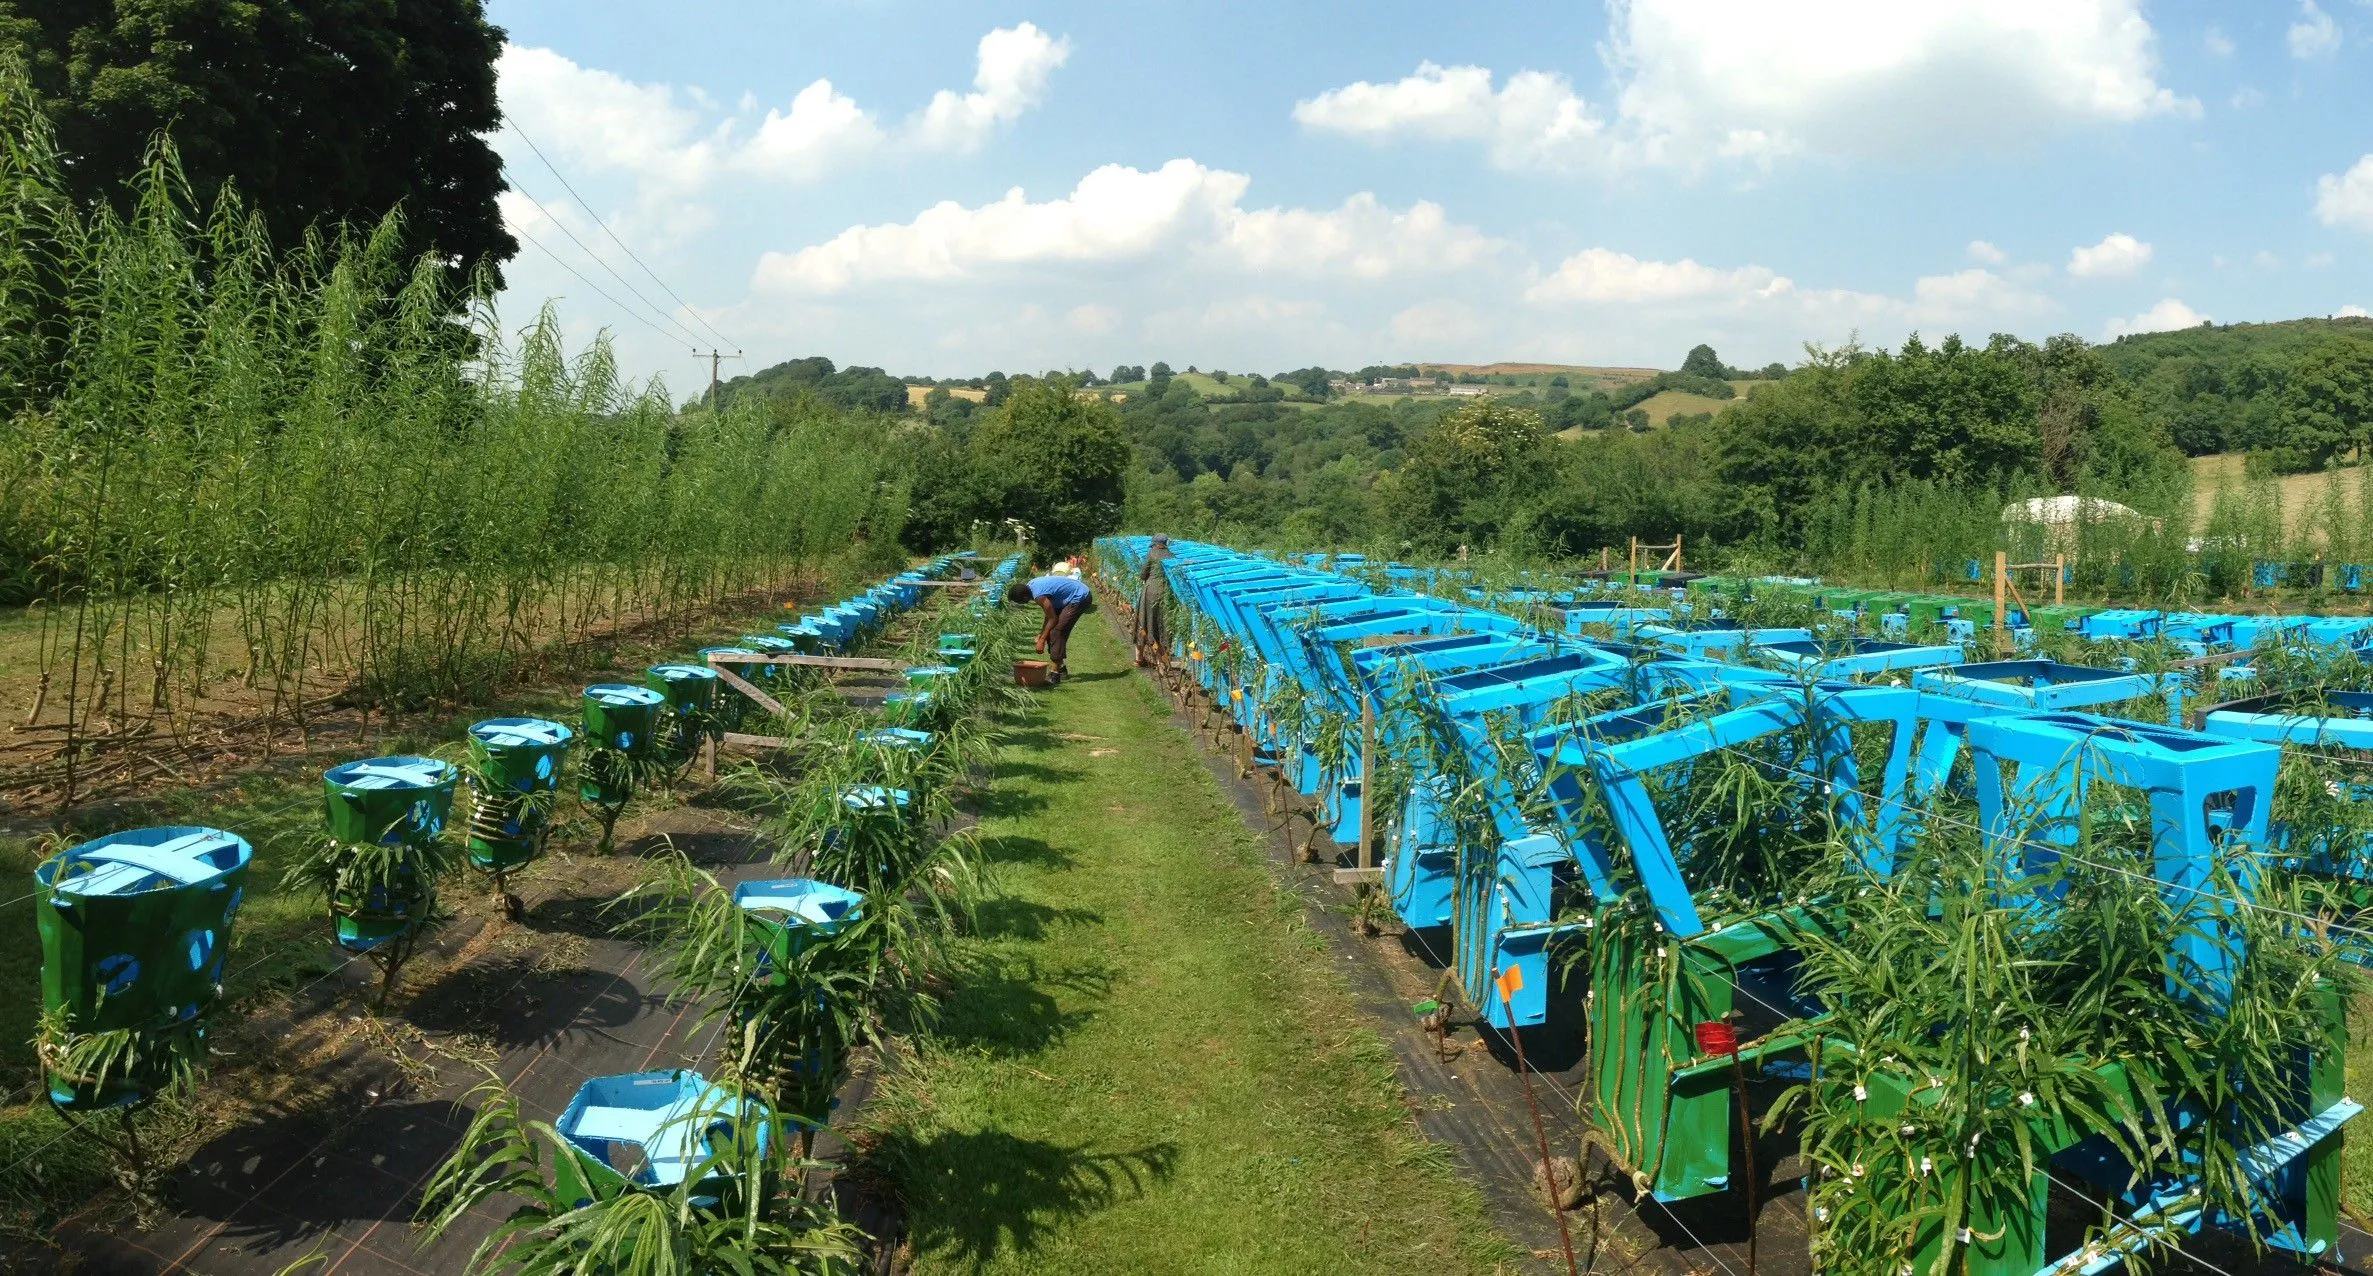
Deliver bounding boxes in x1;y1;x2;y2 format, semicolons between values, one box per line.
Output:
1497;964;1577;1276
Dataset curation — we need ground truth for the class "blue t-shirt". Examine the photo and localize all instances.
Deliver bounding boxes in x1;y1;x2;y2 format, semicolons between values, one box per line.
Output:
1027;575;1092;609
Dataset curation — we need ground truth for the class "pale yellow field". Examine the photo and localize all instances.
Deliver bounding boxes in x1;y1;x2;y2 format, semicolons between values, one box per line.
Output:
905;384;988;408
2190;452;2365;530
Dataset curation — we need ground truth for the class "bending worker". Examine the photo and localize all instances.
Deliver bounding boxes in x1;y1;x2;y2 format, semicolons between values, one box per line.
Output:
1006;569;1094;683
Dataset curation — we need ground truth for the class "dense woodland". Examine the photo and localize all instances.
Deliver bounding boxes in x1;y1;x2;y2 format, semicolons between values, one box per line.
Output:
689;318;2373;571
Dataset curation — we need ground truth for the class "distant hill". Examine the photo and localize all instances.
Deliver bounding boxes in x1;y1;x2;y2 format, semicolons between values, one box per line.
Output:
710;355;907;414
1418;361;1661;388
2098;315;2373;380
2096;315;2373;459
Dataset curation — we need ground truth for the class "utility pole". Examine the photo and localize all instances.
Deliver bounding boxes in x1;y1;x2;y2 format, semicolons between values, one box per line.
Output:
696;349;740;412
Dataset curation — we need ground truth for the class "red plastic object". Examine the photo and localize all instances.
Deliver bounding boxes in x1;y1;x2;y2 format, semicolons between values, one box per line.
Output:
1693;1020;1738;1056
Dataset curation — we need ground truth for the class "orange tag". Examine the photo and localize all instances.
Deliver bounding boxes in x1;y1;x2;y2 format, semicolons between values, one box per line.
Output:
1495;964;1524;1004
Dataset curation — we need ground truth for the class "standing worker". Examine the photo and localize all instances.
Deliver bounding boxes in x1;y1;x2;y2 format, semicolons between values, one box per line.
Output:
1134;534;1175;667
1007;570;1094;684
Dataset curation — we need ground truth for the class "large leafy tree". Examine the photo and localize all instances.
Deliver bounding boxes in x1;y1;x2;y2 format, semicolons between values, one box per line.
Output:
1394;398;1552;553
2274;337;2373;471
969;376;1130;554
0;0;514;284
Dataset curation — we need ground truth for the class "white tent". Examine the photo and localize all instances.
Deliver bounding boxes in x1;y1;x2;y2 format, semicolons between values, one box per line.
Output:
1999;495;2145;526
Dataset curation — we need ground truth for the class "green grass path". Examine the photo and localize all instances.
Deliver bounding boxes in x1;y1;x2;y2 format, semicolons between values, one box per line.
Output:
863;617;1517;1274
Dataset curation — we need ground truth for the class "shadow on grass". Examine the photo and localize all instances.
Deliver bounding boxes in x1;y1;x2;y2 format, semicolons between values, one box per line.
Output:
991;728;1067;755
976;834;1072;870
990;760;1086;786
967;785;1053;821
870;1130;1180;1267
931;957;1111;1056
965;897;1101;941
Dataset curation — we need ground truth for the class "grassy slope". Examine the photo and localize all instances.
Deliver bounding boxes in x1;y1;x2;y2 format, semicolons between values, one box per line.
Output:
864;620;1515;1274
2189;451;2367;531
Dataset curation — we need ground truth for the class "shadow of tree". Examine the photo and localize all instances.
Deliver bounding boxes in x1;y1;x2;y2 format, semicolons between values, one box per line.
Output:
403;962;654;1050
976;834;1071;870
964;897;1102;941
176;1098;474;1246
865;1130;1180;1267
966;786;1052;820
990;760;1086;786
929;955;1112;1056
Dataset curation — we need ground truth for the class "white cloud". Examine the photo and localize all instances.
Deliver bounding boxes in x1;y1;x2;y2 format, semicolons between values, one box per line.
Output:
1290;63;1606;171
2289;0;2343;57
1967;239;2008;264
1526;247;1793;305
2339;304;2370;318
1065;303;1121;335
2316;155;2373;231
499;45;722;187
2308;252;2338;268
2254;249;2283;270
2104;298;2209;337
2068;231;2154;278
1297;1;2196;172
907;23;1071;154
740;80;884;179
497;25;1069;191
1222;192;1505;277
1909;268;2054;320
2230;86;2265;110
2204;25;2237;56
1390;301;1488;347
751;160;1505;295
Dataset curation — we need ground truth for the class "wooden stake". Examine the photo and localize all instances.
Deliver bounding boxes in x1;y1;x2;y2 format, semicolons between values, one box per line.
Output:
706;661;787;717
1358;693;1376;871
1994;550;2008;657
2054;553;2065;606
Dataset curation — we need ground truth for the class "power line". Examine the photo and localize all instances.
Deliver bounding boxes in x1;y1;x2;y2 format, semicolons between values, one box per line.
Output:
503;118;741;353
512;226;700;351
503;183;710;350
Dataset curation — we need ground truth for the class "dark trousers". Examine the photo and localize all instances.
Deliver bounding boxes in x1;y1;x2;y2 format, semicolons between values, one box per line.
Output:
1048;602;1087;670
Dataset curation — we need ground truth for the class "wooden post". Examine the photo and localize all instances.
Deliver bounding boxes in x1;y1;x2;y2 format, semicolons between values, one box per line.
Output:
1358;693;1376;871
2054;554;2065;606
1600;546;1610;571
1629;536;1639;579
1994;550;2009;656
1671;535;1683;573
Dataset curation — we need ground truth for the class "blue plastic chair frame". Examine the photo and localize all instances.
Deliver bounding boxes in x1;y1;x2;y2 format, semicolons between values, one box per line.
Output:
1967;713;2274;1006
1535;684;1919;941
1386;650;1633;942
1914;658;2183;725
1752;637;1965;678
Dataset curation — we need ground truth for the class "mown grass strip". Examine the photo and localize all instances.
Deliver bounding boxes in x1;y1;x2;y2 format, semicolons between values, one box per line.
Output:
860;618;1519;1274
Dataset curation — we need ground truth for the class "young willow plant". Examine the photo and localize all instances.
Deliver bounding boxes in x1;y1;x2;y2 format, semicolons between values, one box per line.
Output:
416;1073;864;1276
283;831;467;1006
616;852;898;1142
1777;770;2356;1275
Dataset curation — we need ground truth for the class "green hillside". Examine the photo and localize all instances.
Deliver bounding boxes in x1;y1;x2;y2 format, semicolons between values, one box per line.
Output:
2098;314;2373;380
2098;315;2373;463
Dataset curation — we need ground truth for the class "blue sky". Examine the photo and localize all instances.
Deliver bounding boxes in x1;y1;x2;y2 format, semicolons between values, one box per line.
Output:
484;0;2373;391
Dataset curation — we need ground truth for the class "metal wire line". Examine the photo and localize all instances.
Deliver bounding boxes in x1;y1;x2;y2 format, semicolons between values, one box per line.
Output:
505;190;707;346
503;118;740;353
512;224;700;351
2040;1167;2246;1276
